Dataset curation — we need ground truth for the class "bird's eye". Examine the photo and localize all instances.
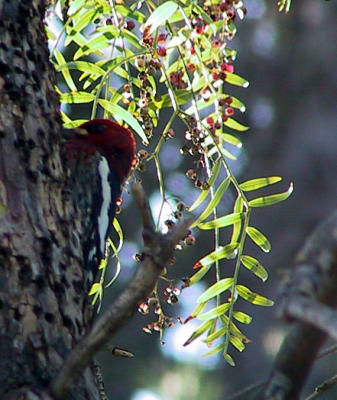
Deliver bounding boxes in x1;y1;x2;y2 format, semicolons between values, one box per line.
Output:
85;123;106;135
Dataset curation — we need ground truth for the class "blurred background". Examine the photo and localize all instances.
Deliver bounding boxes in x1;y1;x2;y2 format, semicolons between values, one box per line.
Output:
56;1;337;398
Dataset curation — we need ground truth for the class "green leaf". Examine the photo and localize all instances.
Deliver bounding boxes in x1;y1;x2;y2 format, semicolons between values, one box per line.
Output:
248;183;293;207
191;177;230;227
197;278;233;304
198;212;244;230
188;159;221;212
98;100;148;144
68;0;86;16
222;133;242;148
224;353;235;366
231;196;244;244
74;34;111;60
144;1;179;33
196;243;239;268
189;265;212;286
189;302;207;319
204;326;227;343
203;343;225;357
246;226;271;253
233;311;252;324
230;335;245;352
112;218;124;253
54;49;77;91
225;73;249;88
60;92;95;104
151;89;193;109
197;303;231;321
57;61;105;76
65;9;98;46
224;118;249;132
239;176;282;191
183;320;213;346
236;285;274;306
241;255;268;281
88;282;101;296
116;5;146;23
122;29;146;50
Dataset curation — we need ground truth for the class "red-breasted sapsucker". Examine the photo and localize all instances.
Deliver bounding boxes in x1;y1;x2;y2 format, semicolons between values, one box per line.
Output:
65;119;136;286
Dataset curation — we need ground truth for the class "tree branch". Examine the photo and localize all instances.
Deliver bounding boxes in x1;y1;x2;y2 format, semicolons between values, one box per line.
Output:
48;182;192;399
256;210;337;400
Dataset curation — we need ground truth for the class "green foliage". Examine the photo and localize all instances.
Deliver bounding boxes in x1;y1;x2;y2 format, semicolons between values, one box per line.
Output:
47;0;293;365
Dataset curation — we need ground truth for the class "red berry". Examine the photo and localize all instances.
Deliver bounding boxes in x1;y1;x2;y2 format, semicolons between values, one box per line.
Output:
206;116;214;126
157;46;167;57
212;39;221;48
225;96;233;105
187;63;196;72
225;64;234;73
126;20;135;30
225;107;234;116
212;71;220;80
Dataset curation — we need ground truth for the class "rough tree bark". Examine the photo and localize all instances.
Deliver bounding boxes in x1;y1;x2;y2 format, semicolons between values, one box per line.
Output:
0;1;100;399
0;4;192;399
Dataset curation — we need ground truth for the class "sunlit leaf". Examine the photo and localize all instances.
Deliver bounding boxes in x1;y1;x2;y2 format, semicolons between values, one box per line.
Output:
189;265;212;286
112;218;124;252
204;326;227;343
189;302;207;319
98;100;148;144
60;92;95;104
198;212;244;230
225;73;249;88
144;1;178;33
116;5;146;23
203;343;224;357
54;49;77;91
230;335;245;352
122;29;146;50
248;183;293;207
68;0;86;16
191;177;230;227
236;285;274;306
222;133;242;148
233;311;252;324
239;176;282;191
246;226;271;253
183;320;213;346
197;303;231;321
224;118;249;132
74;34;111;60
241;255;268;281
224;352;235;366
88;282;101;296
152;89;193;108
197;278;233;304
196;243;239;268
231;196;244;244
57;61;105;76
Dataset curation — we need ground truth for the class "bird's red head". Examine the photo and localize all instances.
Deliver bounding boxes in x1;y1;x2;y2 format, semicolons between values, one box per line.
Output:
66;119;136;183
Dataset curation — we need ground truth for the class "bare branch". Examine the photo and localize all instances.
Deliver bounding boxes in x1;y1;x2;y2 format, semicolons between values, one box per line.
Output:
256;210;337;400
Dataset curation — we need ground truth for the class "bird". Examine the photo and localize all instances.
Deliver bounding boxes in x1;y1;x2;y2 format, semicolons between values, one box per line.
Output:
65;118;136;286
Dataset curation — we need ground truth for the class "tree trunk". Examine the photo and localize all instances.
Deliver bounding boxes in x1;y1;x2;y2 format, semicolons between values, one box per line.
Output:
0;1;99;398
